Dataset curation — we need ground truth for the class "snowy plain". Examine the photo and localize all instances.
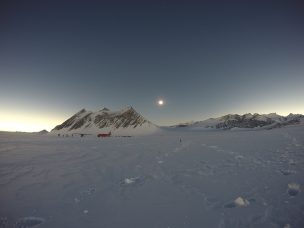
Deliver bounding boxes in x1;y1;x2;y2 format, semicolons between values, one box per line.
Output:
0;126;304;228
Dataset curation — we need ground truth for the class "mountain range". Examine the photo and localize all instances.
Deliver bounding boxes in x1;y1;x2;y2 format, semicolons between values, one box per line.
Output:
51;106;304;136
175;113;304;130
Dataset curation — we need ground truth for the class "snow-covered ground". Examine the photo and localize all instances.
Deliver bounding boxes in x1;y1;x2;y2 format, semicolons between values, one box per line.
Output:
0;126;304;228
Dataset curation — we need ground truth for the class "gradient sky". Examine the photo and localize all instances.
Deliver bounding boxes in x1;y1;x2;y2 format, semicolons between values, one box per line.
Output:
1;0;304;132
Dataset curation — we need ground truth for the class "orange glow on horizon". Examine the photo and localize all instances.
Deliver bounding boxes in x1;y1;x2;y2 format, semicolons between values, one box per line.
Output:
0;112;65;132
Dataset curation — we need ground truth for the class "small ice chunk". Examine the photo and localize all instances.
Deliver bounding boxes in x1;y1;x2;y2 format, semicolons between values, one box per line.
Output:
234;197;250;207
287;183;300;196
124;178;135;184
83;210;89;214
224;196;250;208
124;177;139;184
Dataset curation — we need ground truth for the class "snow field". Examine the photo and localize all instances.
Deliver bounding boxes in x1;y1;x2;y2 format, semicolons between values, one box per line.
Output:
0;126;304;227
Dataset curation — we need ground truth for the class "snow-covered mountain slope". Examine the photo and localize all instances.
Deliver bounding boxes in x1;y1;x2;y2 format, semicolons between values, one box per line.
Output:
175;113;304;130
51;106;160;135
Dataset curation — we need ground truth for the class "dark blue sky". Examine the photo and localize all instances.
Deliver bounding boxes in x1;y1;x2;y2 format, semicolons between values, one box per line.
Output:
1;0;304;131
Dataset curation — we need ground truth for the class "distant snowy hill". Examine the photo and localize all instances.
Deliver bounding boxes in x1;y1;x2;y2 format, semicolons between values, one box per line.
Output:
174;113;304;130
51;106;160;136
38;130;49;134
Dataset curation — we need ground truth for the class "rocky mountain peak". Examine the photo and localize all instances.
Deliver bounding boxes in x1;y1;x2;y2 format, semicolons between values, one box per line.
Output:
100;107;110;112
51;106;158;135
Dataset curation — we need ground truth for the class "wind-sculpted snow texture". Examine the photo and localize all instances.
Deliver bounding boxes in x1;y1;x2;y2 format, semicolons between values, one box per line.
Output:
0;126;304;227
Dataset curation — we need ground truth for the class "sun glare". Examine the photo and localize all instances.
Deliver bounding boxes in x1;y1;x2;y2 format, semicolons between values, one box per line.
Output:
157;99;164;106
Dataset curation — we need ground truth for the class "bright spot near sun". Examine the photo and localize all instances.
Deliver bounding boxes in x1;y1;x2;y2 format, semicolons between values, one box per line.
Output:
157;99;164;106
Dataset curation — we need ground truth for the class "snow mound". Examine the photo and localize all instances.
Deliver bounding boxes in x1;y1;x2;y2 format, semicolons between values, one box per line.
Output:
234;197;250;207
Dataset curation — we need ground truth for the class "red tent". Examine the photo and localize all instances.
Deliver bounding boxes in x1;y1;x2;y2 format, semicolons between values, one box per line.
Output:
97;132;111;137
